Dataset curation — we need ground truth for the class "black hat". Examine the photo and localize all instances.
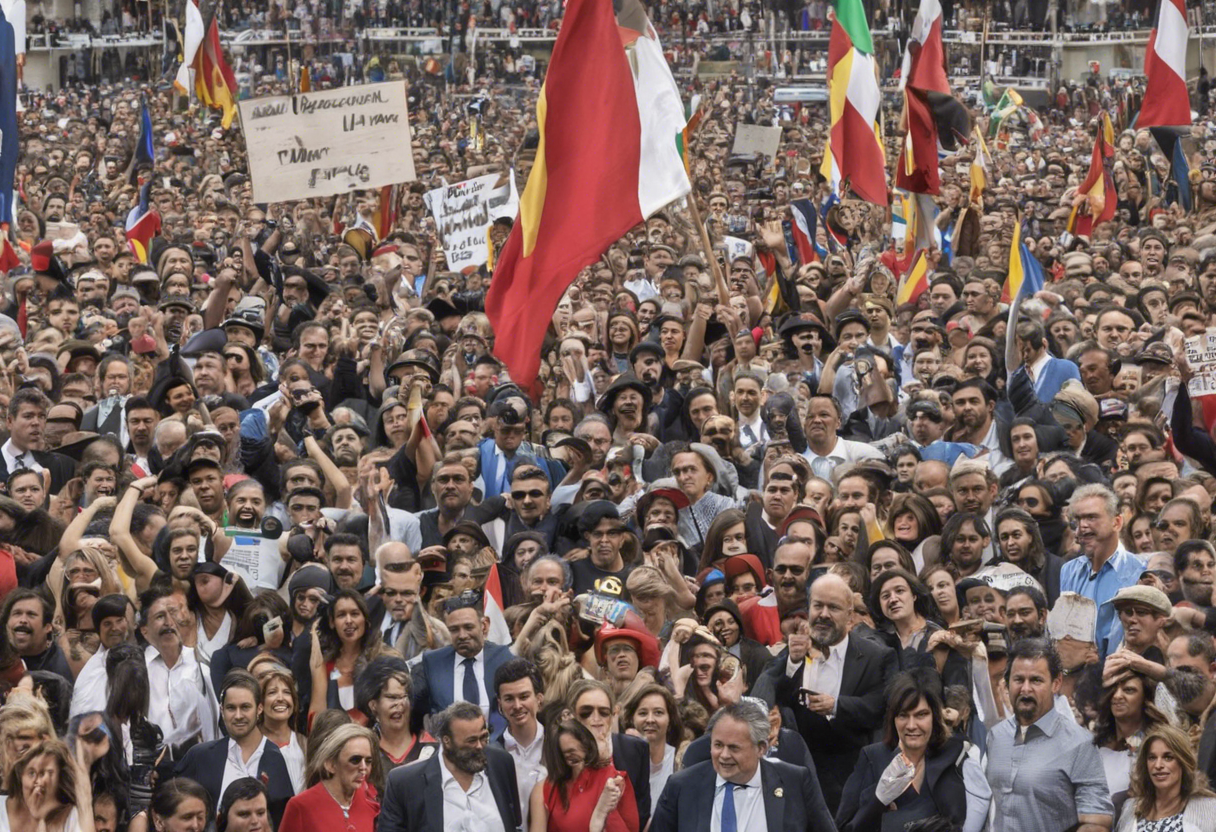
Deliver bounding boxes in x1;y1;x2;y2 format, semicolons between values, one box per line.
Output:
90;594;132;629
541;430;592;459
834;308;870;338
386;349;440;384
288;563;335;599
577;500;623;535
183;456;222;478
906;399;943;422
488;396;531;426
158;294;196;313
443;520;491;550
628;341;664;364
777;312;836;353
595;372;652;414
223;298;266;342
426;296;463;322
182;327;227;356
191;561;229;579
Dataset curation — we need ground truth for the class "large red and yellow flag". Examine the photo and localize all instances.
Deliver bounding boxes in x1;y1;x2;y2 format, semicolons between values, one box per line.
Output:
487;0;690;394
1067;112;1116;238
195;18;238;129
821;0;887;205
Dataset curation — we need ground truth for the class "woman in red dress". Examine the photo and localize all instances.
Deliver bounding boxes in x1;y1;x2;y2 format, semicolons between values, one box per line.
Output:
528;720;638;832
278;724;379;832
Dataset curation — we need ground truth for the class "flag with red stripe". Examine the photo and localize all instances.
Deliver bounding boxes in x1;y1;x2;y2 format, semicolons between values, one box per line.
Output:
1139;0;1191;127
789;199;819;264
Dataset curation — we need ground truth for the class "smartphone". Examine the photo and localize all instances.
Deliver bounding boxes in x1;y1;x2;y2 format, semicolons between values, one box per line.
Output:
262;616;283;643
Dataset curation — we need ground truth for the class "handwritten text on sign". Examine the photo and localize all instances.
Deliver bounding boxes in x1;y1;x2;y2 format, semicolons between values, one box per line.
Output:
1186;328;1216;397
238;82;416;203
424;173;518;269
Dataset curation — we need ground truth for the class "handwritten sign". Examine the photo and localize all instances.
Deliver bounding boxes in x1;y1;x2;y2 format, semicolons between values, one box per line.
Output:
238;81;416;203
423;173;518;270
1185;328;1216;397
1047;592;1097;643
732;124;782;159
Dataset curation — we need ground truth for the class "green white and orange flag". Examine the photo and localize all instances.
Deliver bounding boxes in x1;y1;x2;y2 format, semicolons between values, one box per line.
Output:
486;0;691;394
821;0;887;206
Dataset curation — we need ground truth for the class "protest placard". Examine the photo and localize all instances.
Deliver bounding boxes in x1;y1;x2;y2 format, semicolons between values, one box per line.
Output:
1185;328;1216;397
424;172;518;270
1046;592;1097;643
732;124;782;159
238;81;416;203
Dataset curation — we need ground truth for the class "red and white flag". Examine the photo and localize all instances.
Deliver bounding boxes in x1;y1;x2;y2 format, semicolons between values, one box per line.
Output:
483;564;511;645
1139;0;1191;127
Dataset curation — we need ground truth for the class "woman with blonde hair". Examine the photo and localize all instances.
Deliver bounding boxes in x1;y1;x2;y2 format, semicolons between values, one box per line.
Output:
2;738;95;832
624;566;676;638
280;724;379;832
54;547;124;677
0;701;53;781
1117;724;1216;830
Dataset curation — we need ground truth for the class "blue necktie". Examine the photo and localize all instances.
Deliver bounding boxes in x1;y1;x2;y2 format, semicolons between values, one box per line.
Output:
722;783;737;832
462;657;479;706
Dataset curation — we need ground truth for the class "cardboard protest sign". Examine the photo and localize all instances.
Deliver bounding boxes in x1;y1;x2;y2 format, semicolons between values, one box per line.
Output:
424;172;518;270
732;124;782;159
1185;328;1216;397
221;529;287;592
1046;592;1097;643
238;81;416;203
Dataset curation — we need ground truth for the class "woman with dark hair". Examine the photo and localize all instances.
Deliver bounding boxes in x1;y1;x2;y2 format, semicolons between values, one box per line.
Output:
998;417;1044;490
67;711;130;831
223;344;265;399
104;648;162;819
623;685;684;814
184;563;253;705
530;719;638;832
147;778;212;832
216;778;270;832
1117;724;1216;830
1;738;95;832
836;672;990;832
826;505;863;560
994;506;1063;604
1015;478;1071;556
862;540;918;584
1122;510;1157;554
694;509;748;573
352;656;434;791
307;589;396;723
1092;670;1171;816
870;569;970;690
501;531;548;609
939;512;990;579
888;493;943;571
259;668;306;793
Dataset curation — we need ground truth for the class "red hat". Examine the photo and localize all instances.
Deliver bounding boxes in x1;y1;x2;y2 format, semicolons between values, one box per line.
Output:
779;505;825;537
594;621;660;670
722;554;767;590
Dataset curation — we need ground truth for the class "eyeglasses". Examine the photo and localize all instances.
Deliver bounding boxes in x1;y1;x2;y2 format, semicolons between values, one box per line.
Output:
511;489;546;501
1017;497;1041;509
773;564;806;576
345;755;373;767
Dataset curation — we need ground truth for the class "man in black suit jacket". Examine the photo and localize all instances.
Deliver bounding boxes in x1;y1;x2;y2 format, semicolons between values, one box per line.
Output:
0;390;76;493
765;574;897;813
651;700;835;832
172;670;295;827
379;702;521;832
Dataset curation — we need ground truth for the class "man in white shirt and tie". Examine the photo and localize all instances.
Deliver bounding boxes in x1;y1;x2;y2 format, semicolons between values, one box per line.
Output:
800;395;882;480
650;699;835;832
0;388;74;492
731;372;768;450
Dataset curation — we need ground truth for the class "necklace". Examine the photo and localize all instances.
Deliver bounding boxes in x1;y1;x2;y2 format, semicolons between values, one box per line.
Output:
323;781;354;817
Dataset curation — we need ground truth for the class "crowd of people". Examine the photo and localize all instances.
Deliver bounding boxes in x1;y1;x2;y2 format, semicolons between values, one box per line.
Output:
6;1;1216;832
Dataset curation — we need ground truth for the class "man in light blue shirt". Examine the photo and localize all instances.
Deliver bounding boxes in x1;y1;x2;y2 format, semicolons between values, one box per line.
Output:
1059;484;1145;658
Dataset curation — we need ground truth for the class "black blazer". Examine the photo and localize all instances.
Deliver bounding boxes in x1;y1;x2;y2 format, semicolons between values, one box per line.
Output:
682;727;815;772
613;732;651;832
835;736;970;832
80;402;124;437
768;633;897;814
173;737;296;828
377;745;521;832
0;450;75;494
650;758;836;832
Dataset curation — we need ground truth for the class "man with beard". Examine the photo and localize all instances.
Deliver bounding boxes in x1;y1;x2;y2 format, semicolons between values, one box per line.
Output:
417;455;476;548
141;586;216;756
227;480;266;529
125;396;159;475
323;533;366;592
379;701;521;832
1005;586;1048;641
173;670;295;826
906;399;976;467
2;589;73;680
948;379;1013;475
69;594;134;717
1163;635;1216;782
766;573;896;813
410;592;513;727
985;639;1112;832
574;415;613;469
631;342;683;440
324;423;365;485
738;539;813;647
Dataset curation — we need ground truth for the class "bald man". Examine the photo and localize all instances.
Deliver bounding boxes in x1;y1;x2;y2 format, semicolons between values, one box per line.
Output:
762;574;897;812
913;459;951;492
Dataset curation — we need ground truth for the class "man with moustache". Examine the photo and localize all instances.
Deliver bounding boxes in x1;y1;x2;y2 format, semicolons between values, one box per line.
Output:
141;586;216;758
632;341;684;440
2;589;73;680
227;480;267;529
763;573;896;813
738;539;815;647
416;454;476;548
324;423;366;484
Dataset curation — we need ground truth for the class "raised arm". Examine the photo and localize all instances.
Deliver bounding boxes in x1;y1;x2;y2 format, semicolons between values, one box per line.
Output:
109;479;160;592
304;435;352;510
60;494;117;562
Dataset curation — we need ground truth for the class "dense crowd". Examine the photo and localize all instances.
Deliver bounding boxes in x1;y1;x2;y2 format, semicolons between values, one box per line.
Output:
7;2;1216;832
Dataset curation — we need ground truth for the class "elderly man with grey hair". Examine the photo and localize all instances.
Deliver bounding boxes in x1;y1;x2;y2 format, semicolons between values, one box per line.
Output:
650;699;836;832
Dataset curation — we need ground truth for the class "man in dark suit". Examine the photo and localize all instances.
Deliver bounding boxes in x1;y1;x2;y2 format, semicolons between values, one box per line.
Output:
651;699;835;832
0;389;77;492
764;573;897;813
379;701;522;832
172;670;295;827
411;590;513;735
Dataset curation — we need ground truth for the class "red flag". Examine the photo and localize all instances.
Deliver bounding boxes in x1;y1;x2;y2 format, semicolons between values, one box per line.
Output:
1139;0;1191;127
195;18;238;129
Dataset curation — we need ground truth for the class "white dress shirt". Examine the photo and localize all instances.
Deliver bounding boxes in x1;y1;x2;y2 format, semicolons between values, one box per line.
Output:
711;764;766;832
801;437;882;480
69;646;108;718
454;650;489;714
503;722;546;830
219;736;268;807
145;644;216;748
787;632;848;718
737;414;768;449
1;438;41;474
440;752;506;832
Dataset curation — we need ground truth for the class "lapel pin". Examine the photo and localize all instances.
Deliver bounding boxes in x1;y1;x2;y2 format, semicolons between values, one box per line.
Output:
773;788;783;797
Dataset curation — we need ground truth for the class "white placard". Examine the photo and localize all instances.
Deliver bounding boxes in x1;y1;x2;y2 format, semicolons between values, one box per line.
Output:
1046;591;1097;643
221;529;286;592
238;81;416;203
1185;327;1216;397
423;173;519;270
732;124;782;159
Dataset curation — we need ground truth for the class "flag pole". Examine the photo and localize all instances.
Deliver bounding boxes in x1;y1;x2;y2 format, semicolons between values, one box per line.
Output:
685;195;730;307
